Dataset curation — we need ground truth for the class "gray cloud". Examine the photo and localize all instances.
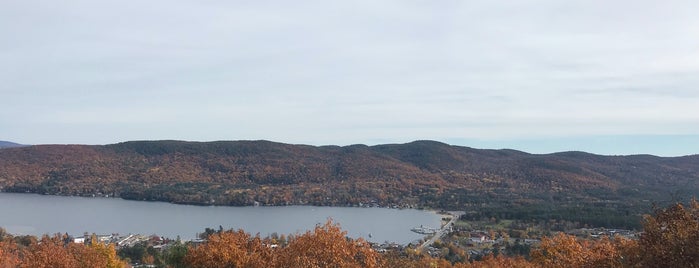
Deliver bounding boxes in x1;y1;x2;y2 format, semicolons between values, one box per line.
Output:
1;0;698;154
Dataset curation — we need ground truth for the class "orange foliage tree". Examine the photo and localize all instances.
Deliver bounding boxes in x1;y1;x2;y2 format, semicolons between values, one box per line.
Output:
0;240;20;268
469;254;538;268
185;229;274;268
635;199;699;267
185;220;380;268
530;232;632;268
19;235;79;268
85;235;129;268
275;220;380;268
16;234;127;268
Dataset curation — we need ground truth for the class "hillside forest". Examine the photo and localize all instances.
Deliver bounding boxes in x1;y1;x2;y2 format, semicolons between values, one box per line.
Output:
1;140;698;229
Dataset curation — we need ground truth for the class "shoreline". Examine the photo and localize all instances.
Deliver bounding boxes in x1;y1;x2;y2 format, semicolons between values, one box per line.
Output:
0;190;430;210
0;191;443;245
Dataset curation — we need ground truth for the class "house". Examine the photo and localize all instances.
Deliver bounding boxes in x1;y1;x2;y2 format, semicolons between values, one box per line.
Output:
470;236;486;244
469;232;488;244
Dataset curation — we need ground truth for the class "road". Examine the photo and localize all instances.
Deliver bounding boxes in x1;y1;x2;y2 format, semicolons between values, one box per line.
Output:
418;211;464;250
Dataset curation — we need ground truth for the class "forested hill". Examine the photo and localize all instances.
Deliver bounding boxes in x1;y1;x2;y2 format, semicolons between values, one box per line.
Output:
1;140;698;228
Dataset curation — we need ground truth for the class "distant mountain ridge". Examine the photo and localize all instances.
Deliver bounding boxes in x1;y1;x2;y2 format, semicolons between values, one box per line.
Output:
0;141;24;149
0;140;697;228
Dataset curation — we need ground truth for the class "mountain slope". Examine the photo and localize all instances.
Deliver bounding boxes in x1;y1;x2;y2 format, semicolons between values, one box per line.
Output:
0;140;697;228
0;141;24;149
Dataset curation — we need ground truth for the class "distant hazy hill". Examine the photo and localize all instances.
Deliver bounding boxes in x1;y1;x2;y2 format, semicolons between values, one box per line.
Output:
0;141;24;149
0;140;697;228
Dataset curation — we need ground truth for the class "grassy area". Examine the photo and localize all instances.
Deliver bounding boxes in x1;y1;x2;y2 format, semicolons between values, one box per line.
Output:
483;219;513;230
453;220;472;229
453;219;513;231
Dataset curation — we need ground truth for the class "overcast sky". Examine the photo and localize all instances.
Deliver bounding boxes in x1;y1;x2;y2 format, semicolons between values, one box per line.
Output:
2;0;698;156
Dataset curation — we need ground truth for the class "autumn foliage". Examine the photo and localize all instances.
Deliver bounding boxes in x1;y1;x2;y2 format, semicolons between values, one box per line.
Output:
185;229;273;268
279;221;379;268
186;220;379;268
0;234;127;268
0;239;20;268
530;232;631;268
634;200;699;267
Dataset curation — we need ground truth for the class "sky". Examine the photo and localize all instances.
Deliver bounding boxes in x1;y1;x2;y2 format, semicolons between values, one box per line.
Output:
1;0;698;156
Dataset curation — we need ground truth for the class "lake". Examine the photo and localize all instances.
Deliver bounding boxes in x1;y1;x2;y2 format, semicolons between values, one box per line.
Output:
0;192;441;244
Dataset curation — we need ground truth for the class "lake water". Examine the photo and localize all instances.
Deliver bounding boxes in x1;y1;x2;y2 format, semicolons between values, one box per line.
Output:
0;192;440;244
